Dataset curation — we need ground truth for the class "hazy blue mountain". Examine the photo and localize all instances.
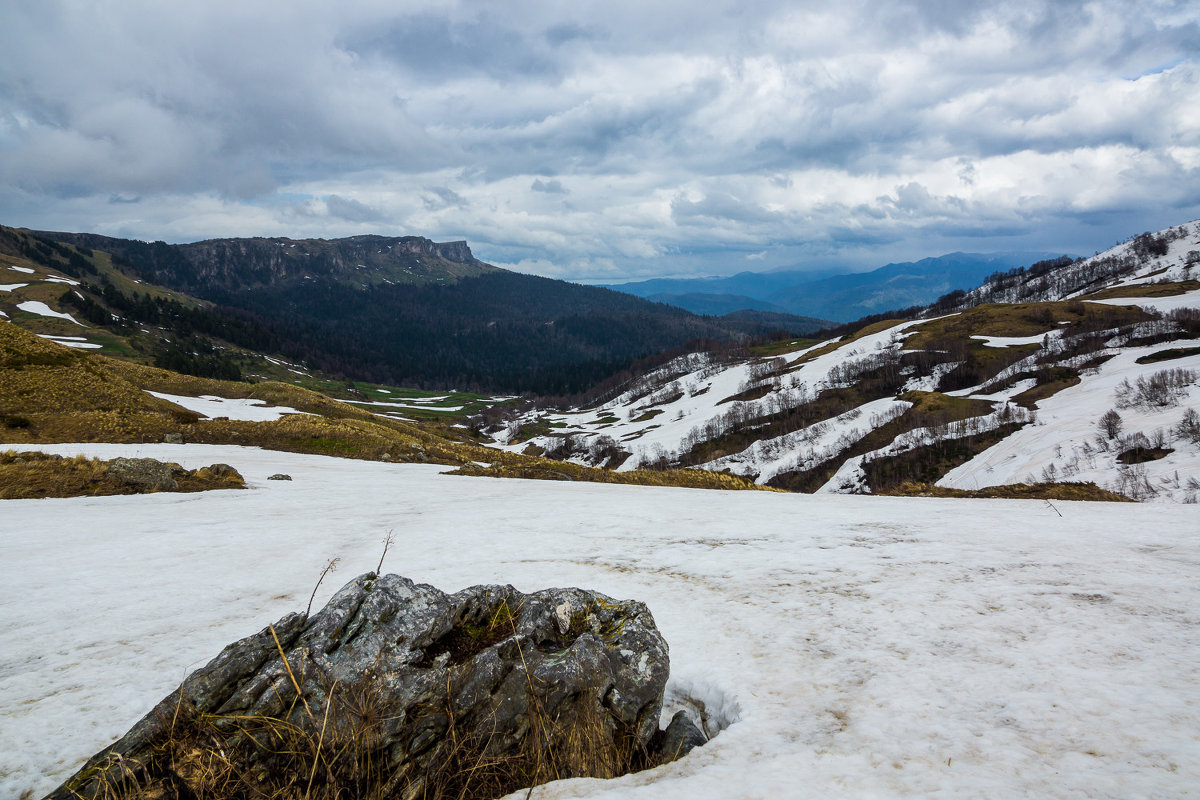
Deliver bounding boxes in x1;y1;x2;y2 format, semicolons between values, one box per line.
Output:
644;292;790;316
607;252;1069;322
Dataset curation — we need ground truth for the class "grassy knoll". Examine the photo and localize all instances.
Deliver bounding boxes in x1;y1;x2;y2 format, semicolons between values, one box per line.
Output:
0;450;244;499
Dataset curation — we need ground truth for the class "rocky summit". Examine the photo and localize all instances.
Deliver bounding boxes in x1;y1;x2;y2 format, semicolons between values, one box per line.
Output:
47;573;700;800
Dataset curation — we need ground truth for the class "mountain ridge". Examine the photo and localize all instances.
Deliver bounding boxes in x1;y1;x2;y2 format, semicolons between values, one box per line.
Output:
15;226;828;394
606;251;1069;320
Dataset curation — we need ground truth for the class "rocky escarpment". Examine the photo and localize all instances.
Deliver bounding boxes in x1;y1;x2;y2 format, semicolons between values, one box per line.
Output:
47;573;704;800
35;231;496;292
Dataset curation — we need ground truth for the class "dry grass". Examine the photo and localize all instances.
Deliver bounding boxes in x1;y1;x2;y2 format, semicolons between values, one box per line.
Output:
2;321;779;493
449;458;778;491
787;319;908;368
749;336;823;357
1009;373;1082;408
66;667;657;800
885;480;1134;502
1081;280;1200;300
0;450;244;499
904;301;1149;348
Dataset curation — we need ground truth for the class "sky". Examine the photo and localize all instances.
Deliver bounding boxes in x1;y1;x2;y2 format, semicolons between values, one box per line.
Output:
2;0;1199;282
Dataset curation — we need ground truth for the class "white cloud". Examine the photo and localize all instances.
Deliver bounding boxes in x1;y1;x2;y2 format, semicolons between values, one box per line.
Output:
1;0;1198;279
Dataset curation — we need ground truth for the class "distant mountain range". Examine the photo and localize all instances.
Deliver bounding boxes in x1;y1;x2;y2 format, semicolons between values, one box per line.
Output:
604;252;1069;321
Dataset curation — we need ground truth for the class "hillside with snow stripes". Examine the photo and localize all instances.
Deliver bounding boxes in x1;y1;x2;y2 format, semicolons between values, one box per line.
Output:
487;220;1200;502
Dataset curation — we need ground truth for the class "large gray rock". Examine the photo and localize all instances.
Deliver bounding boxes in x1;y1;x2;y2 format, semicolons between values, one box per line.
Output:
105;457;182;491
48;573;681;800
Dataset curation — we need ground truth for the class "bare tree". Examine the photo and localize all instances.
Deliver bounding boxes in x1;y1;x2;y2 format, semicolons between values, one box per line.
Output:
1100;409;1123;439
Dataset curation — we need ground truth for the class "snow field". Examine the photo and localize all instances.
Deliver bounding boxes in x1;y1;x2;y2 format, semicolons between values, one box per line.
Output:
2;443;1198;799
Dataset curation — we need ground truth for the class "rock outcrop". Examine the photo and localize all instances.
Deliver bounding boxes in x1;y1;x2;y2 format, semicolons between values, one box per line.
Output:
47;573;698;800
106;457;182;491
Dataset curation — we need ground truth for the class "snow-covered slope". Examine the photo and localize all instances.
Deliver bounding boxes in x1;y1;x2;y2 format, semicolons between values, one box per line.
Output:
481;221;1200;502
2;444;1198;799
962;220;1200;306
490;314;1199;501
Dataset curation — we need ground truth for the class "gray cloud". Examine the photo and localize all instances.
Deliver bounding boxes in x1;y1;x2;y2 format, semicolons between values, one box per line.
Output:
531;178;568;194
325;194;385;223
0;0;1197;280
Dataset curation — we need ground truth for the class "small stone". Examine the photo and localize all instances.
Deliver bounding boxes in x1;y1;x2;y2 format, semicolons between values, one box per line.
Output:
162;433;184;445
266;473;292;481
555;601;572;635
654;710;708;761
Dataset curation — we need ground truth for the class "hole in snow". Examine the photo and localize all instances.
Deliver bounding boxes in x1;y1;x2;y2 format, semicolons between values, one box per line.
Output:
661;677;741;741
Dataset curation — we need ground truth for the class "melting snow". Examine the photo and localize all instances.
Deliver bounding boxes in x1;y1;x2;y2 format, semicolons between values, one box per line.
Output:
971;330;1060;348
15;301;85;326
146;392;307;422
37;334;102;350
939;345;1200;501
0;443;1197;799
0;283;29;292
1092;288;1200;315
7;265;35;274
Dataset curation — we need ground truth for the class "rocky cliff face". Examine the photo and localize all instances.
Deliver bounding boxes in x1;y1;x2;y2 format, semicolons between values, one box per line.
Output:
174;235;495;291
34;231;497;293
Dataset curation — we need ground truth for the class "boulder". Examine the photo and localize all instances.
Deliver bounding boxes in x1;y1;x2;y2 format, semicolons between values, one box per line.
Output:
47;573;686;800
105;457;182;491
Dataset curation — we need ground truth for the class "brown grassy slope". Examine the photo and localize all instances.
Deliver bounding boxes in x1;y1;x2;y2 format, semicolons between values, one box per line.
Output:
448;459;775;491
884;480;1133;502
0;321;775;493
1081;280;1200;300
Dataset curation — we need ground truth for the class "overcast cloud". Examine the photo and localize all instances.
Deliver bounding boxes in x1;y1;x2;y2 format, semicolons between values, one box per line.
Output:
2;0;1198;280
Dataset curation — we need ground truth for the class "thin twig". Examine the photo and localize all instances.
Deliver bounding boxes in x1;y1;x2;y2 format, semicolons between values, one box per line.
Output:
306;557;341;619
1044;499;1062;517
376;530;395;576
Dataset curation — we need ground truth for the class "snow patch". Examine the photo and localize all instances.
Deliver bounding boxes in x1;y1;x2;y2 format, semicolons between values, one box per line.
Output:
146;392;308;422
15;301;85;326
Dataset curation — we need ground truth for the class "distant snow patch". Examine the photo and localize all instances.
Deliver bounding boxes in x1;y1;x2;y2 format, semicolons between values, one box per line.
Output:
1092;289;1200;315
0;283;29;292
147;392;308;422
37;334;102;350
972;330;1060;348
16;301;85;326
7;265;35;274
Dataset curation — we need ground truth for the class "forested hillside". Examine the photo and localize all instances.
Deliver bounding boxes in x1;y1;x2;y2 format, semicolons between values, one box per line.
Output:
24;229;825;393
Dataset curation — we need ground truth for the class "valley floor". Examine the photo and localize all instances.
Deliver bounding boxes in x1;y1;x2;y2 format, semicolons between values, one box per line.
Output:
1;444;1198;799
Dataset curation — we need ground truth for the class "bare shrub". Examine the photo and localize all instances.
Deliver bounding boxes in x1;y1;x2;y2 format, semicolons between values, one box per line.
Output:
1099;409;1123;439
1114;368;1197;409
